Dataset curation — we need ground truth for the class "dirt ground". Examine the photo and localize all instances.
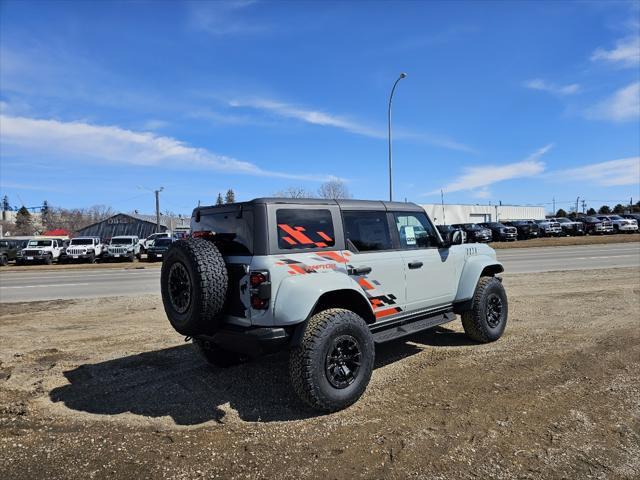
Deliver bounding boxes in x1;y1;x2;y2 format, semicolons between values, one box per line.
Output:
1;268;639;480
490;233;640;249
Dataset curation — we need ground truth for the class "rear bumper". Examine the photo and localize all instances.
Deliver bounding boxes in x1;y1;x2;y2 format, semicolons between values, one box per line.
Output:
196;326;291;356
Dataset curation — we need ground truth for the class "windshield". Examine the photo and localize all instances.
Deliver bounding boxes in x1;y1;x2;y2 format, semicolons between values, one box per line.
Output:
465;224;481;230
111;238;133;245
27;240;52;247
609;215;623;220
154;238;173;246
70;239;94;245
555;218;570;223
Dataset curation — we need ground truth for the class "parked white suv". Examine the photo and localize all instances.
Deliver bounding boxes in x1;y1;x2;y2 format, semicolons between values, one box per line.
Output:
596;215;638;233
160;199;508;412
17;238;64;265
103;236;141;262
60;237;103;263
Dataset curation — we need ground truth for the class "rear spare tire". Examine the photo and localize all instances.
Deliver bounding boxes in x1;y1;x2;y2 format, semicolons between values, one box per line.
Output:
161;238;228;336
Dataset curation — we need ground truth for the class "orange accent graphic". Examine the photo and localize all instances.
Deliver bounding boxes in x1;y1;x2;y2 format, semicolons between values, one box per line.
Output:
288;264;307;275
282;237;296;245
317;231;333;242
375;307;399;319
295;226;306;231
278;224;314;244
358;278;375;290
370;298;384;307
317;251;347;263
315;242;328;248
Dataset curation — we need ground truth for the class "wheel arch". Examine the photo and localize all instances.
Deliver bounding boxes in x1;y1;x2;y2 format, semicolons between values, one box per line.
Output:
454;257;504;304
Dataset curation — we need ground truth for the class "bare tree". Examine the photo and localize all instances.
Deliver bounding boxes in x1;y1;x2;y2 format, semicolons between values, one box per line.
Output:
317;179;351;199
273;186;315;198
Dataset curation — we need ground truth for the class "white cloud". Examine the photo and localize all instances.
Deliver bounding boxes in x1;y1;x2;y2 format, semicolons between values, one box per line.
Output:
229;98;475;152
591;35;640;68
429;144;551;195
0;115;335;181
187;0;268;35
587;82;640;122
555;157;640;187
524;79;581;96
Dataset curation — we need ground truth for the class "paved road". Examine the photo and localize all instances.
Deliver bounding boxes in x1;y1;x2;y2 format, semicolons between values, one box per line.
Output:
1;243;638;303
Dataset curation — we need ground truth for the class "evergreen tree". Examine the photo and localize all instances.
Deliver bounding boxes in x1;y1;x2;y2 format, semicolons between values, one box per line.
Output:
586;207;596;215
1;195;9;211
15;206;33;235
597;205;611;214
225;189;235;204
612;204;625;214
555;208;567;217
216;193;224;205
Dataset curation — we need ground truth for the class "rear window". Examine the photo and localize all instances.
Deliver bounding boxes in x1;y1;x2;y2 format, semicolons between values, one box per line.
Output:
276;209;335;249
193;207;254;255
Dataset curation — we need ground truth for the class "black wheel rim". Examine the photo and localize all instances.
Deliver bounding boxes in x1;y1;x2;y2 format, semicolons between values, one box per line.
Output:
486;294;503;328
325;335;362;389
168;262;192;314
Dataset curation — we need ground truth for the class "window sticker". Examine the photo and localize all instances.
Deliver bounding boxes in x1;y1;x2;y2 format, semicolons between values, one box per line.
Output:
404;226;416;245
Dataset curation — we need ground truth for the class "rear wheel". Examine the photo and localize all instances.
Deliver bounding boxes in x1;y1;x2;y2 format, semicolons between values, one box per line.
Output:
462;276;508;343
161;238;228;336
0;255;7;266
289;308;374;412
44;254;53;265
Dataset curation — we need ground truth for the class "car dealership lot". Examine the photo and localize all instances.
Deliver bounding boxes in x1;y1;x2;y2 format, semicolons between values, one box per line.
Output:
0;266;638;479
1;242;639;302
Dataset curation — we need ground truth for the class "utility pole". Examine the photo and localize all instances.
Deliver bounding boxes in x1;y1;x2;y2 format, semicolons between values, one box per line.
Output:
154;187;164;233
552;197;555;214
581;199;586;214
575;196;580;215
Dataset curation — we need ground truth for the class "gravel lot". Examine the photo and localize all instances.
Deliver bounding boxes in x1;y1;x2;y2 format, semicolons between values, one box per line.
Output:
1;268;639;479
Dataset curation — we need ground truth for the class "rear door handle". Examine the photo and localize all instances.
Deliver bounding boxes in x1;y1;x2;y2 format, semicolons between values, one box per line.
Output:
348;266;372;275
408;261;423;269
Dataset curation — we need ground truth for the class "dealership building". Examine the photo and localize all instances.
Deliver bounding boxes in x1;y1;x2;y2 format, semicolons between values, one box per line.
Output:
420;203;546;225
76;213;190;240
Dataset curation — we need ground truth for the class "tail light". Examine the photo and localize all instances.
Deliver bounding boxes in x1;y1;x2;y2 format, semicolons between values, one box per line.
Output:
249;270;270;310
192;230;214;239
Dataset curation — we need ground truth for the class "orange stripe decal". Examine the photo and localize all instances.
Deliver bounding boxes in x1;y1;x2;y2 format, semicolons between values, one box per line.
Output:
375;307;399;319
278;224;314;244
317;251;347;263
283;237;296;245
358;278;375;290
317;231;333;242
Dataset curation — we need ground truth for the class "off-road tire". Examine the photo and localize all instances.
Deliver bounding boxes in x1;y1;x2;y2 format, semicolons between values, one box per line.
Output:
161;238;228;336
44;254;53;265
462;276;508;343
193;338;247;368
289;308;374;412
0;255;7;266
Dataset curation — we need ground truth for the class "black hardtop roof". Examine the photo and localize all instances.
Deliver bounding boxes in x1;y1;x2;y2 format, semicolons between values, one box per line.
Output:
195;198;424;214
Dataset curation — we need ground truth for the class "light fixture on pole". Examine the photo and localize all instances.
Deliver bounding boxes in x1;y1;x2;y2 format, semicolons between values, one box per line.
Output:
388;72;407;202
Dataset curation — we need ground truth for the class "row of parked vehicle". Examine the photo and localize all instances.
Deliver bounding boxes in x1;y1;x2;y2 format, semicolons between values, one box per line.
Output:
436;214;640;243
0;232;179;266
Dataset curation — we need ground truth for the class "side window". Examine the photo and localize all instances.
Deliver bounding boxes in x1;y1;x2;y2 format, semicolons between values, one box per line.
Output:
343;211;392;252
276;209;335;249
394;212;439;249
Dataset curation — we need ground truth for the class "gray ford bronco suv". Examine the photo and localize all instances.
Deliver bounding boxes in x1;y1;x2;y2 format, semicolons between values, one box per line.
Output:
160;198;508;412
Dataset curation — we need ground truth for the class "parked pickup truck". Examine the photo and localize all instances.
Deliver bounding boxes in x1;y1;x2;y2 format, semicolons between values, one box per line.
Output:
535;219;562;237
503;220;540;240
60;237;104;263
147;237;174;261
579;216;613;235
596;215;638;233
550;217;585;236
17;238;64;265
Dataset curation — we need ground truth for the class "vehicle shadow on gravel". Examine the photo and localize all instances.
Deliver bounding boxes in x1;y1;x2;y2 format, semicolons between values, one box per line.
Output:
49;327;473;425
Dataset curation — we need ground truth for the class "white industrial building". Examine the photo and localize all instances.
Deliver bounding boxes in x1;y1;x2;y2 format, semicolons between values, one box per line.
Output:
421;203;545;225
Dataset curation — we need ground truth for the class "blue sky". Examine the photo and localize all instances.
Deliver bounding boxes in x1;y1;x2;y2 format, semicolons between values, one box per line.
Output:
1;0;639;215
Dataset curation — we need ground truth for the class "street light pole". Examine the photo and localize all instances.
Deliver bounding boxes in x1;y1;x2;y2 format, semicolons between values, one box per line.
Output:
155;187;164;233
388;72;407;202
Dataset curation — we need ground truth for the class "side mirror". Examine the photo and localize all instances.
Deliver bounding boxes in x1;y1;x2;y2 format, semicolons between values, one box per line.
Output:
448;230;464;246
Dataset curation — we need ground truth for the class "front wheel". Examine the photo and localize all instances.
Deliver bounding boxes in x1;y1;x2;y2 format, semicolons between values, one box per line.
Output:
0;255;7;266
462;276;508;343
44;254;53;265
289;308;375;412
